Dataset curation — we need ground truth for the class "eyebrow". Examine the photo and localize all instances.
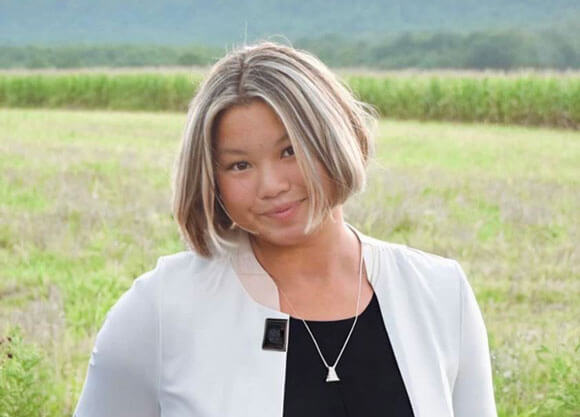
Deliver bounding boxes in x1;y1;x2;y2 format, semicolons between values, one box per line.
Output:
217;133;289;156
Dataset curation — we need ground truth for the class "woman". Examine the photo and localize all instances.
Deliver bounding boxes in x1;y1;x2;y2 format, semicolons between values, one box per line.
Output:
73;42;497;417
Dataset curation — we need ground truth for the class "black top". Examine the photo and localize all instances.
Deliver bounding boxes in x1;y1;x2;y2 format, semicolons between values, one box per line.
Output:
283;292;415;417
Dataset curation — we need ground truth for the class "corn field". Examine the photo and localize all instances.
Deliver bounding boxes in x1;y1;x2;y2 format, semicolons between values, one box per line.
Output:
0;72;578;128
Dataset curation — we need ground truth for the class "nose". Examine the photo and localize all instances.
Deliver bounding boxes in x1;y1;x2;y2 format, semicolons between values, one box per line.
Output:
257;162;290;199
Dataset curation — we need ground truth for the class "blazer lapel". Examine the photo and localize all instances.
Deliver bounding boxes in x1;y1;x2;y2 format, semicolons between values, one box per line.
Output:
359;232;453;417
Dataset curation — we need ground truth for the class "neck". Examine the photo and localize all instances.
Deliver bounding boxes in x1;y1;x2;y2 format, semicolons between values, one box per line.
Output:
249;209;360;289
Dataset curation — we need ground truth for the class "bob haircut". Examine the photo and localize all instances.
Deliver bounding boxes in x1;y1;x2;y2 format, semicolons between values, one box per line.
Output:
172;41;377;258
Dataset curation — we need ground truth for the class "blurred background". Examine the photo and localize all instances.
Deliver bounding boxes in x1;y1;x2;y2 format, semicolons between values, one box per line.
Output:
1;0;580;70
0;1;578;416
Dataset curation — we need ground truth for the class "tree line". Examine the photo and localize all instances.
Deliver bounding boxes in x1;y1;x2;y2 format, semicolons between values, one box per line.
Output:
1;29;579;70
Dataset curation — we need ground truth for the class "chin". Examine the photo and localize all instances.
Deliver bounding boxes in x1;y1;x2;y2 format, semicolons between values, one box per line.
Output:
250;222;312;247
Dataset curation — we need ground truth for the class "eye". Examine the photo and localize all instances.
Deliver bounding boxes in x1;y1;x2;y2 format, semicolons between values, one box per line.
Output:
282;146;295;158
228;161;250;171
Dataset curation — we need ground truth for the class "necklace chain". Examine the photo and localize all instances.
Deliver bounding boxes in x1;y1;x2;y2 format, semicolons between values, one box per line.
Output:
276;243;364;381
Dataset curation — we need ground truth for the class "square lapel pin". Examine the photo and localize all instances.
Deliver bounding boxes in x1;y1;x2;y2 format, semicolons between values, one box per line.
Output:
262;318;288;352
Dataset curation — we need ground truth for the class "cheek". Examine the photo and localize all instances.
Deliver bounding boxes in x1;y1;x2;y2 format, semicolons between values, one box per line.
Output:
217;176;254;211
288;163;309;187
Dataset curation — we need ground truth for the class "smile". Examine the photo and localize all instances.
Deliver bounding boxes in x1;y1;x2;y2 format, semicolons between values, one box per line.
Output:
262;199;305;221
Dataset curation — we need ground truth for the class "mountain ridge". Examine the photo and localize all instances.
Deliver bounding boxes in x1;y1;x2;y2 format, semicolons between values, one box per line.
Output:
1;0;579;46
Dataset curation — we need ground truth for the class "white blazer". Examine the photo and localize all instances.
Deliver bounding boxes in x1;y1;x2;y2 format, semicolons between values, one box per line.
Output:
74;224;498;417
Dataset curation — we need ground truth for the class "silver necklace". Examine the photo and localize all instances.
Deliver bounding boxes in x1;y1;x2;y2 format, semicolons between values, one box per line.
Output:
277;245;364;383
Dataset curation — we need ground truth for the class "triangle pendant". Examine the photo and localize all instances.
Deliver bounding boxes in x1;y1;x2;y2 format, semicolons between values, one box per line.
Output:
326;366;340;382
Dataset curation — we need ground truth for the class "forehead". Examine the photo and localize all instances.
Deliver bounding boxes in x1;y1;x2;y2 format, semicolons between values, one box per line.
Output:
214;100;287;153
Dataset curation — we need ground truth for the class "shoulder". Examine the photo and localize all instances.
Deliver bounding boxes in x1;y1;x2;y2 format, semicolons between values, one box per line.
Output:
358;232;468;315
102;250;216;325
92;249;219;362
153;250;230;295
360;232;461;280
156;250;212;272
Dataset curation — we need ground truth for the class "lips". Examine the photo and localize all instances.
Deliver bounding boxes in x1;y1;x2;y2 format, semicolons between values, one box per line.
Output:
263;200;302;215
262;199;305;216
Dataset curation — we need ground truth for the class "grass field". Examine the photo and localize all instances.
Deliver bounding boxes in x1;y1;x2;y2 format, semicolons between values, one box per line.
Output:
0;108;579;416
1;70;579;129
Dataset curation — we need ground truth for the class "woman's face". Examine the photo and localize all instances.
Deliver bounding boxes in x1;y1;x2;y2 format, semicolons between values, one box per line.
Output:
214;99;332;247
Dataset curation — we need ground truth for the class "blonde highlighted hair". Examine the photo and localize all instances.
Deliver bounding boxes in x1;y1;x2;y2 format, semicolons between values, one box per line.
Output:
172;41;377;258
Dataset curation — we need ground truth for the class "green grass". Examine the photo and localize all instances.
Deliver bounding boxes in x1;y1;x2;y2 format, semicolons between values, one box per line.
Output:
0;73;203;112
346;74;580;129
1;72;579;128
1;108;579;416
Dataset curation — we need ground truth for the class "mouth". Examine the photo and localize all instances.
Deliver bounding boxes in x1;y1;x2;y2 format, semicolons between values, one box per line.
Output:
262;199;306;220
